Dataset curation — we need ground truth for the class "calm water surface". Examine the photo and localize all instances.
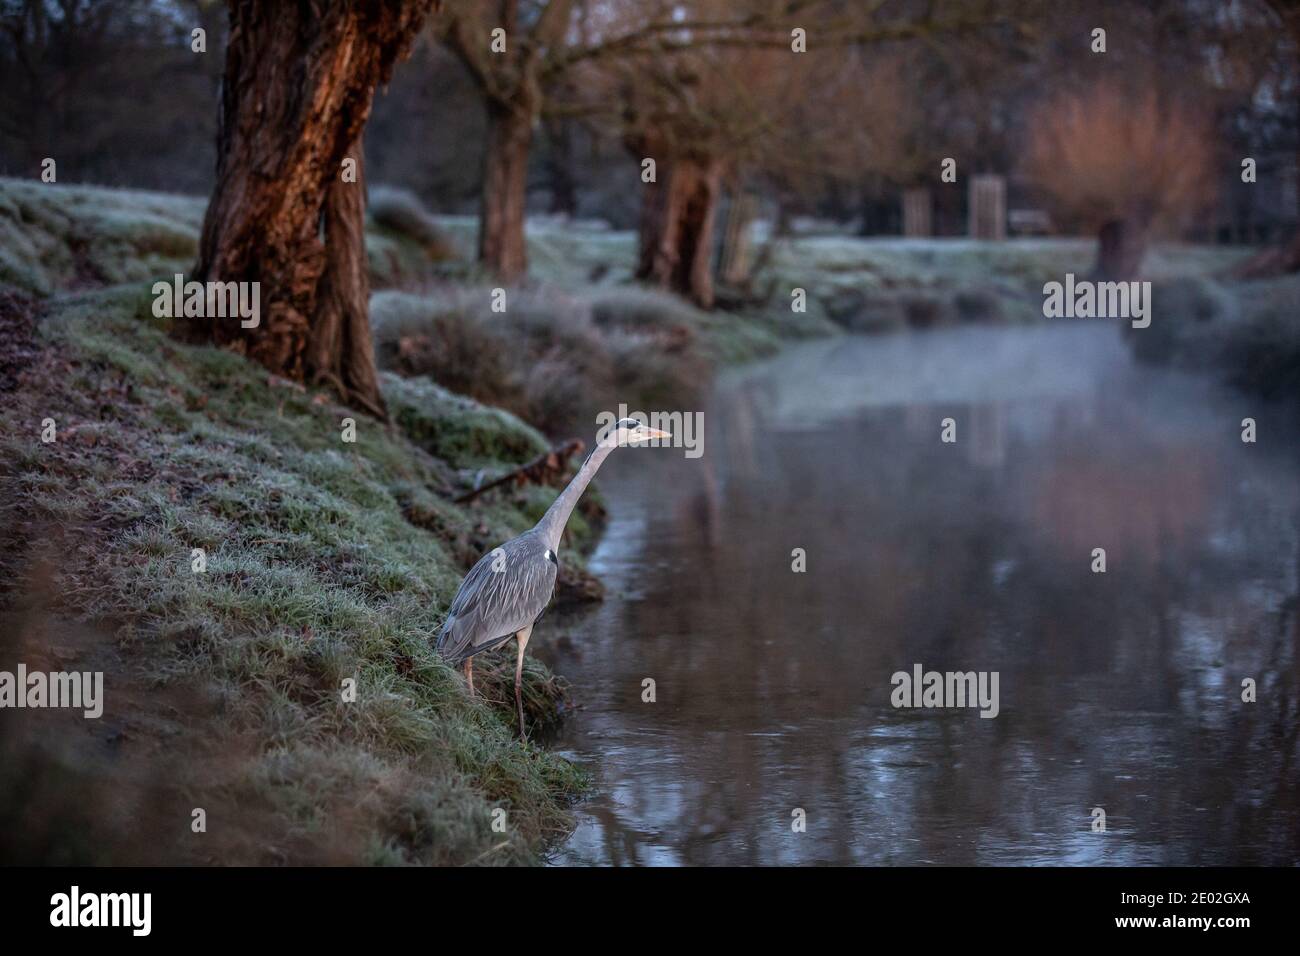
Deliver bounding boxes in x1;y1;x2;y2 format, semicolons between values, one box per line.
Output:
541;324;1300;866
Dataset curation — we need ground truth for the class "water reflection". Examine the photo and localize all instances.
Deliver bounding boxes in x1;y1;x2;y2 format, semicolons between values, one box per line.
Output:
544;325;1300;866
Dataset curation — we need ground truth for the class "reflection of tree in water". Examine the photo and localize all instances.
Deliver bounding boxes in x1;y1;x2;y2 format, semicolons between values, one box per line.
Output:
557;358;1300;864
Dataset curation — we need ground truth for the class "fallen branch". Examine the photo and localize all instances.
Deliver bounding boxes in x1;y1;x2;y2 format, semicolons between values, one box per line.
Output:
454;438;585;504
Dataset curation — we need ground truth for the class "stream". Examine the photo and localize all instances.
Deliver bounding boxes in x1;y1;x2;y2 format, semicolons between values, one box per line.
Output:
541;323;1300;866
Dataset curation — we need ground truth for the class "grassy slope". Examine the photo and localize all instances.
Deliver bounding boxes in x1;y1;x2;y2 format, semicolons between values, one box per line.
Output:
0;180;594;864
0;178;203;294
0;177;457;295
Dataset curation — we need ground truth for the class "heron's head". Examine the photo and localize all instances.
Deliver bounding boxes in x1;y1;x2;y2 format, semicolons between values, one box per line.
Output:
604;417;671;447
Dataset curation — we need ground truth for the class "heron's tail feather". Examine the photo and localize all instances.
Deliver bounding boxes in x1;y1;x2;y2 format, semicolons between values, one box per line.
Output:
435;616;474;665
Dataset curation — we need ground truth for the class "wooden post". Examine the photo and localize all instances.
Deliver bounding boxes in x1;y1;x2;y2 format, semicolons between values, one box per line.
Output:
902;188;932;237
718;192;758;285
968;174;1006;240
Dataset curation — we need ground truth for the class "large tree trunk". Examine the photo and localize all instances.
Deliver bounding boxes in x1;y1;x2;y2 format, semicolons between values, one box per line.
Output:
1092;218;1148;281
636;154;723;309
307;139;387;420
479;98;533;283
192;0;434;417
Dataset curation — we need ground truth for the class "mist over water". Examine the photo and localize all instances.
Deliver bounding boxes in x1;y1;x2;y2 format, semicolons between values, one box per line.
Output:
543;324;1300;866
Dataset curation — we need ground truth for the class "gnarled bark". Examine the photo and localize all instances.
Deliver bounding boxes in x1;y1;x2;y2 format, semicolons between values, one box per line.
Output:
307;140;387;420
193;0;436;418
636;153;723;309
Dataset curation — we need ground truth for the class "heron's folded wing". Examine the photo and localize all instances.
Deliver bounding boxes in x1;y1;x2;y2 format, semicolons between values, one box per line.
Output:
436;544;556;662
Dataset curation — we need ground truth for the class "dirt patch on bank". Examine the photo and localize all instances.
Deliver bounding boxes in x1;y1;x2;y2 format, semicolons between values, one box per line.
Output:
0;287;43;393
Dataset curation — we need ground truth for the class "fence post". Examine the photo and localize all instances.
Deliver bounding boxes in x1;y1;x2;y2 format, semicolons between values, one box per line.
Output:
718;192;758;285
902;188;932;237
968;174;1006;240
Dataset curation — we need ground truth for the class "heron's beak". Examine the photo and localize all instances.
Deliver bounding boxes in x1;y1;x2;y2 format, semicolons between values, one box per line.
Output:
643;427;671;440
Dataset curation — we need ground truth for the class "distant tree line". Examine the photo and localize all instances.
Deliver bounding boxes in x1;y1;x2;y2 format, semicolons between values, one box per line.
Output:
1;0;1296;413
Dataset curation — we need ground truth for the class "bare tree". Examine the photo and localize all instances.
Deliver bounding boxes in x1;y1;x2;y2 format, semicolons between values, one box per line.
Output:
611;2;1007;306
193;0;438;419
435;0;576;282
433;0;960;284
616;41;817;308
1024;81;1213;279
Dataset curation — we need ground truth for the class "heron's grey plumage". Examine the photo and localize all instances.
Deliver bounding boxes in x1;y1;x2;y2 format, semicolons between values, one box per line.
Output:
437;440;617;667
435;418;666;737
436;529;557;665
533;442;615;550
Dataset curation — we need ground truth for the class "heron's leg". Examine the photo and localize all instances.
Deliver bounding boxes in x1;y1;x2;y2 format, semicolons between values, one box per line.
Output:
464;657;474;696
514;626;532;740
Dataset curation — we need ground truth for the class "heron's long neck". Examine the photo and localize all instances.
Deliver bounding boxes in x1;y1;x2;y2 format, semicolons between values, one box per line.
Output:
535;443;614;550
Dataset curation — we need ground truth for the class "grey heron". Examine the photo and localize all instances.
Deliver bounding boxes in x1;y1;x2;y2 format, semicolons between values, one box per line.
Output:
436;418;671;737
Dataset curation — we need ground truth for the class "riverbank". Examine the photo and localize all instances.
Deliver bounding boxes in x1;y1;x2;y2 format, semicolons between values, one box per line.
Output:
0;181;601;863
1123;273;1300;407
0;278;595;864
0;177;1280;864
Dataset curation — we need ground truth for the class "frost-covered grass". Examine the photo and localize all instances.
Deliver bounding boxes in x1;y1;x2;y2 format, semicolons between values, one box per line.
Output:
366;186;459;287
0;176;648;865
753;234;1257;331
767;235;1252;285
0;177;801;436
371;281;783;434
0;280;592;864
423;217;1257;340
1124;272;1300;404
0;177;453;295
0;177;203;294
429;213;639;290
